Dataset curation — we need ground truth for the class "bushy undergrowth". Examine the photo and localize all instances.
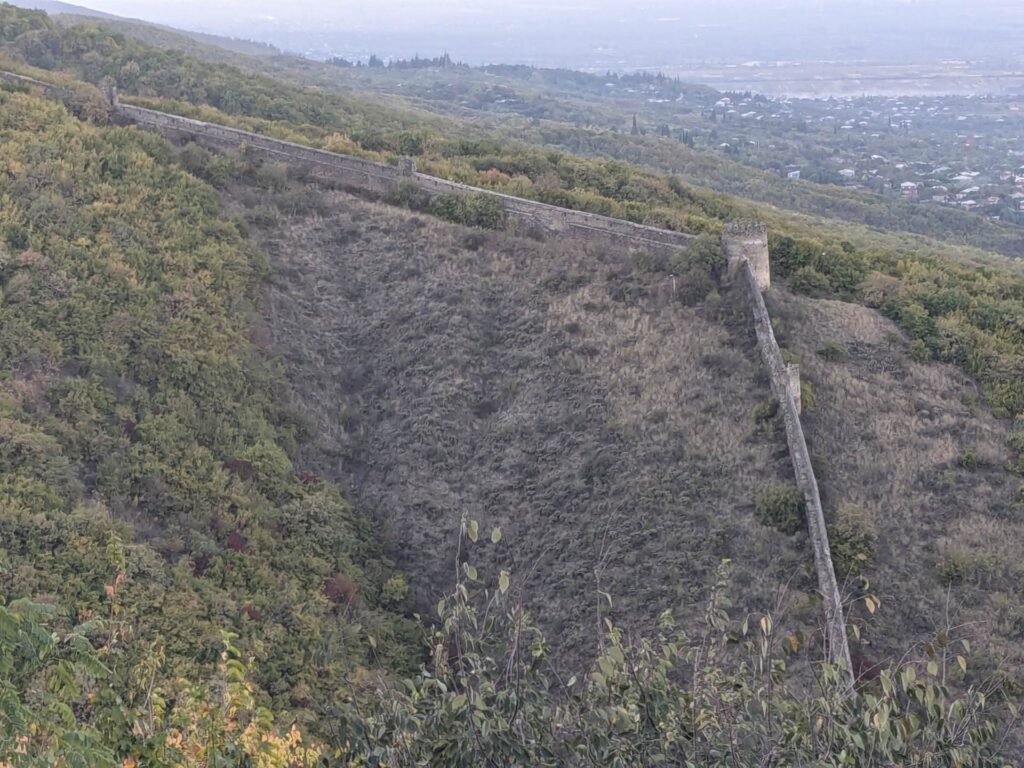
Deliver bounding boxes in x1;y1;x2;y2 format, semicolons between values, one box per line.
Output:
328;548;1008;767
755;483;806;535
5;550;1009;766
0;90;416;743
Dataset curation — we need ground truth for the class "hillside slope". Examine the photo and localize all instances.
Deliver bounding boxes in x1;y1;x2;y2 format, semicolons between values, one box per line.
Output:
772;291;1022;676
224;173;1023;682
1;4;1023;758
243;186;802;665
0;86;416;757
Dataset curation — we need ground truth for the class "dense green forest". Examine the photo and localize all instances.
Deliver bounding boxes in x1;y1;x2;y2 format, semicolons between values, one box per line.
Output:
1;3;1023;764
0;82;416;763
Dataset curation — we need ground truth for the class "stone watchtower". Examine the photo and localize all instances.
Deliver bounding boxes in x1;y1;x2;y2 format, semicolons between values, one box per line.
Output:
723;220;800;410
98;76;118;107
398;157;417;178
722;221;770;291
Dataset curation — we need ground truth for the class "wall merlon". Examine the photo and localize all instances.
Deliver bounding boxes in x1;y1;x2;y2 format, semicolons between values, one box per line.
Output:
723;221;768;238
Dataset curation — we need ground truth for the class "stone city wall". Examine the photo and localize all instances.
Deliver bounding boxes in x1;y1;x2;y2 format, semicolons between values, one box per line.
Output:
0;69;70;99
118;101;853;680
739;258;853;685
117;103;695;254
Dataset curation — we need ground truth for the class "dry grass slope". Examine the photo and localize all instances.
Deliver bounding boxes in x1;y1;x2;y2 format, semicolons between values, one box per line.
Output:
227;176;1023;685
771;292;1022;678
237;184;816;668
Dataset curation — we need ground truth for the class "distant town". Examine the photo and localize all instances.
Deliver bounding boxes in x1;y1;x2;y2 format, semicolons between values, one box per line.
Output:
709;92;1024;223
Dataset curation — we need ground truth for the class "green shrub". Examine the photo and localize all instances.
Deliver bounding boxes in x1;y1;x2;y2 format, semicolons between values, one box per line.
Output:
253;161;289;190
939;550;1002;587
237;439;294;501
751;397;778;424
789;265;832;296
669;233;727;278
799;380;815;412
816;341;848;362
396;130;425;156
380;573;410;608
908;338;932;363
4;222;29;250
388;179;431;211
642;235;726;306
959;449;979;472
1008;430;1024;455
751;397;779;437
431;192;506;229
632;250;668;273
675;268;716;306
755;483;805;535
828;503;877;577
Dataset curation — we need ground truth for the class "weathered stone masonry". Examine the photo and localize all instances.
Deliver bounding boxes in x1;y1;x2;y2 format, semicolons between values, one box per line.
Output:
114;103;696;255
723;221;771;291
733;232;854;685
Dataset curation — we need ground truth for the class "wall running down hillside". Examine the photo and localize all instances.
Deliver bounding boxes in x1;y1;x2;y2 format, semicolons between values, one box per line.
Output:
112;87;853;682
115;102;696;254
0;69;69;99
0;69;853;676
740;257;853;684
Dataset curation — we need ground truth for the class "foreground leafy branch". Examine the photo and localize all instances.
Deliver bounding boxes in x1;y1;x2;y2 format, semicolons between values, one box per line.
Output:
328;547;1009;767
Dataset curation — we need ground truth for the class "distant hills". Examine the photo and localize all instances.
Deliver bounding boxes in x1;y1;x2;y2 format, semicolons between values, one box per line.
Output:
8;0;1024;71
4;0;115;19
3;0;281;58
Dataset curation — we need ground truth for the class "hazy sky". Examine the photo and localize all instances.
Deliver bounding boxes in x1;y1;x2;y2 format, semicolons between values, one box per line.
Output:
40;0;1024;68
